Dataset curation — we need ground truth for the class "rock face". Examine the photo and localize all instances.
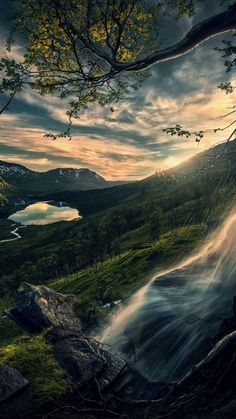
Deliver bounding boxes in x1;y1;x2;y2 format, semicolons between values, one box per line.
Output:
0;364;31;418
6;284;236;418
46;327;168;402
9;284;170;401
216;296;236;342
16;283;81;331
153;331;236;419
46;327;126;391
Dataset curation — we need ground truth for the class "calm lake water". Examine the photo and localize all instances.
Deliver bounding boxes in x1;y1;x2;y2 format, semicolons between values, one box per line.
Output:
8;202;80;225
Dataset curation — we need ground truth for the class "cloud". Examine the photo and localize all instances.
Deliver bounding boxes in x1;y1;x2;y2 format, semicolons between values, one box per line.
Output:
0;1;235;179
0;71;235;179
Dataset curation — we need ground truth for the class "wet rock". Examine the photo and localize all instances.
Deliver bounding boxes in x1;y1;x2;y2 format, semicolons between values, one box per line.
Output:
147;331;236;419
217;317;236;341
216;296;236;341
16;283;81;331
175;330;236;395
46;327;169;403
233;296;236;318
46;327;126;391
0;364;31;418
8;283;170;402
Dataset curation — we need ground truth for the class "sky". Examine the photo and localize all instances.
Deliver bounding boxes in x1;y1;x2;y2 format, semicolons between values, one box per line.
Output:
0;0;235;180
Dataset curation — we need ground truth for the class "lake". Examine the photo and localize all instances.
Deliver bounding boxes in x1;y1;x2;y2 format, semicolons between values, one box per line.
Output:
8;201;80;225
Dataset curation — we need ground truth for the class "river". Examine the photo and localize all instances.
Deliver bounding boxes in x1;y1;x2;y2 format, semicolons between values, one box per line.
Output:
0;201;80;243
0;225;27;244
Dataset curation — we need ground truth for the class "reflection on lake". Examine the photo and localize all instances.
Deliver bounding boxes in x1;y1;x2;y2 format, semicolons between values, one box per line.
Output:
8;202;80;225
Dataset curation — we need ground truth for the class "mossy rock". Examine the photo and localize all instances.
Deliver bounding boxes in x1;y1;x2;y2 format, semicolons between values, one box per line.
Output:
0;334;70;404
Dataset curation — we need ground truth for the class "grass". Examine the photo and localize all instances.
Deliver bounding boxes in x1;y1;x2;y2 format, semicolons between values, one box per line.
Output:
0;297;24;345
0;222;208;337
50;223;207;327
0;334;69;404
0;219;16;240
0;149;234;410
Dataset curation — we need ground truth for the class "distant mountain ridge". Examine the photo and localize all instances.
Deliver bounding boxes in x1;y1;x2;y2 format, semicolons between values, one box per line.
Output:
145;139;236;180
0;176;10;203
0;139;235;198
45;139;235;216
0;161;126;193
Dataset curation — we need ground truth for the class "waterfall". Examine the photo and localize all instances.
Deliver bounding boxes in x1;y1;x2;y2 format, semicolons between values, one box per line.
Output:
99;210;236;381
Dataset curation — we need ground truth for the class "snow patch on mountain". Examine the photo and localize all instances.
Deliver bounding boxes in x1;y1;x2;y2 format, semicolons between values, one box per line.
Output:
0;165;27;176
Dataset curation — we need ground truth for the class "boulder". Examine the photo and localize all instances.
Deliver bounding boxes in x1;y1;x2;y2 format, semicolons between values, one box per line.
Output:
0;364;31;418
46;328;169;402
15;283;81;331
46;327;126;391
8;284;172;404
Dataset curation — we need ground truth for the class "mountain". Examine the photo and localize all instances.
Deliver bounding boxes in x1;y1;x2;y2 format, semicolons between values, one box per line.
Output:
1;139;235;208
0;161;125;193
0;177;9;203
143;139;236;181
45;139;236;216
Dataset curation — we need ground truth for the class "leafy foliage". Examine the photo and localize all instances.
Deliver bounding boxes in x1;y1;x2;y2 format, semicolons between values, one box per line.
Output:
215;36;236;73
1;0;235;137
1;0;160;136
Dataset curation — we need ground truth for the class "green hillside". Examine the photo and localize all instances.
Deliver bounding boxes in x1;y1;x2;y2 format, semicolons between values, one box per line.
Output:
45;139;236;216
0;177;9;203
0;140;235;339
0;139;235;417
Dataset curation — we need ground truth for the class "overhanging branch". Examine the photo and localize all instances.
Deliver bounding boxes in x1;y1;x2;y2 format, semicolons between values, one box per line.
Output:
114;5;236;72
0;91;16;115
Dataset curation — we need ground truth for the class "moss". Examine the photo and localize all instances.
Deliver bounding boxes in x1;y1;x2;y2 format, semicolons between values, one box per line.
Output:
0;334;69;404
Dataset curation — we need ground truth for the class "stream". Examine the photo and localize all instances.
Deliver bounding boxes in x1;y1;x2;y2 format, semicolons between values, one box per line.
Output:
0;225;27;243
0;201;80;244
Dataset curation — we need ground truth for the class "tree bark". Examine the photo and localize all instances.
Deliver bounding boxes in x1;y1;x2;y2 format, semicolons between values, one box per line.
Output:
114;5;236;72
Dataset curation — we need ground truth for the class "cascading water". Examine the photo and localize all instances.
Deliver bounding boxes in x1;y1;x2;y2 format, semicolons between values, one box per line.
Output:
99;210;236;381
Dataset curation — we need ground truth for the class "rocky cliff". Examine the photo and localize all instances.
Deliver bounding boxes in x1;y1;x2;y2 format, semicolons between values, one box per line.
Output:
2;283;236;419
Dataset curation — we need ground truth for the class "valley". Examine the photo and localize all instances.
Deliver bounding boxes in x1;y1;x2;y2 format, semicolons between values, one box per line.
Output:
0;139;235;419
0;0;235;416
0;140;235;336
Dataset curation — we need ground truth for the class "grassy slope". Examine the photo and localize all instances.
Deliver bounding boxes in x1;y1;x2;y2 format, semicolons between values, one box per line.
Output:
0;219;17;240
43;140;236;217
0;224;208;406
0;334;69;403
50;224;207;327
0;163;234;337
0;143;235;407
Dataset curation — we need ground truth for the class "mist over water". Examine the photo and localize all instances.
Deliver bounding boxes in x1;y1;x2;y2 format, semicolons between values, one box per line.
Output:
99;210;236;381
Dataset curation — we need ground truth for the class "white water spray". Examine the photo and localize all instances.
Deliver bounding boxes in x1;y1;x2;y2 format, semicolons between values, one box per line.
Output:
99;210;236;380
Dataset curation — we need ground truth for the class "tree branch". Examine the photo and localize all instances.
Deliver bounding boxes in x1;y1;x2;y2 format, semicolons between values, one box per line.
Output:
0;91;16;115
58;4;236;74
115;5;236;72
